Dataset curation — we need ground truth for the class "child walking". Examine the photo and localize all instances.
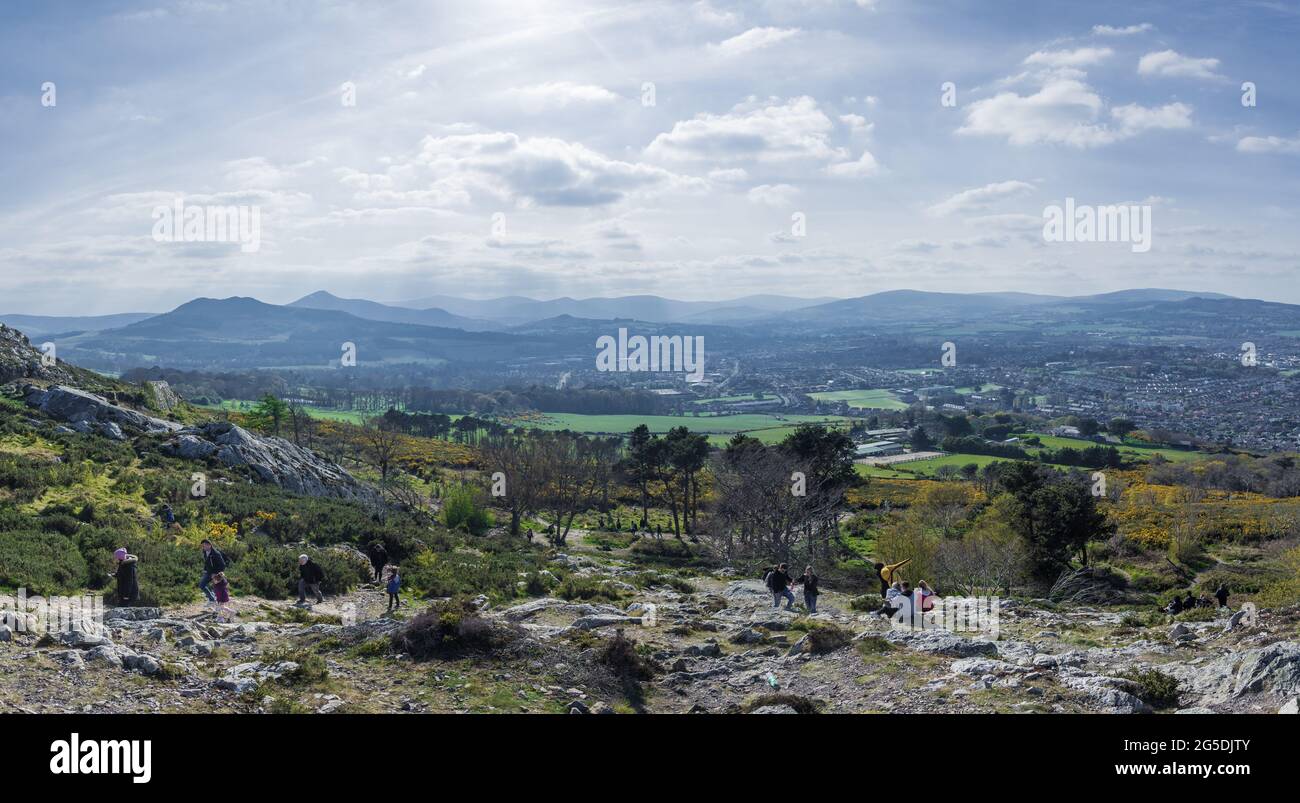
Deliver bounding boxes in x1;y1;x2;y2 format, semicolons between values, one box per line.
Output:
212;571;235;622
386;567;401;612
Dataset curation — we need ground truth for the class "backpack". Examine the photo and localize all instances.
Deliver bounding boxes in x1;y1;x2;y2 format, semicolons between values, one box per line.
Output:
763;571;775;591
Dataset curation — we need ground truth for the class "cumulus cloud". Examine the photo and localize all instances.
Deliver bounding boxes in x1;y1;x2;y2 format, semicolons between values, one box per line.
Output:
959;79;1193;148
824;150;880;177
1024;47;1113;68
1138;50;1224;80
645;96;845;164
368;132;708;208
1236;132;1300;154
747;183;801;206
927;180;1036;216
709;26;800;57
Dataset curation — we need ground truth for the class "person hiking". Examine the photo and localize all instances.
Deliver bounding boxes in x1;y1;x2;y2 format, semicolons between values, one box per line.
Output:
767;563;795;610
874;558;911;598
386;567;402;612
159;503;180;534
110;548;140;607
199;539;227;602
297;554;325;605
367;541;389;582
796;565;820;613
1214;583;1230;609
211;571;234;622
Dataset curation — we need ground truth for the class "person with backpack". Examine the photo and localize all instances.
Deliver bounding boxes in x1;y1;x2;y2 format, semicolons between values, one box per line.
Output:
386;567;402;612
796;565;820;613
199;539;227;602
767;562;795;610
1215;583;1230;609
110;548;140;607
297;554;325;605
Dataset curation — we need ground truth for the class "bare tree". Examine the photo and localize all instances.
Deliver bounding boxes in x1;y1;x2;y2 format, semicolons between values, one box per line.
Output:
481;430;549;538
360;419;403;486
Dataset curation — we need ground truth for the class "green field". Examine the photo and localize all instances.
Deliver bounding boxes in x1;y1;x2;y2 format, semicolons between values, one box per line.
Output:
1021;433;1205;463
808;388;909;410
690;393;778;405
197;400;372;425
507;412;854;446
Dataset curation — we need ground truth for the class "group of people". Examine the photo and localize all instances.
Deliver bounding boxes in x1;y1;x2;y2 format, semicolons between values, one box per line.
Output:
107;538;405;616
1164;583;1231;615
763;563;819;612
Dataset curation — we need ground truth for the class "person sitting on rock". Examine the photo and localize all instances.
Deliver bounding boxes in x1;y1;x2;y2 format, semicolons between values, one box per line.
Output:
767;563;795;610
1214;583;1230;609
1182;592;1196;611
110;548;140;607
917;580;936;613
1164;596;1183;615
873;558;911;598
874;582;903;618
296;554;325;605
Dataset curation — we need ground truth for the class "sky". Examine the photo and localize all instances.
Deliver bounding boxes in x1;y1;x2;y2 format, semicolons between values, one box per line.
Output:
1;0;1298;314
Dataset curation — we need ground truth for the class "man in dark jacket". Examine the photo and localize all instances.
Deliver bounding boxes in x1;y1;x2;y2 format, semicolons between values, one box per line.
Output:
367;541;389;582
1214;583;1230;609
112;548;140;607
199;539;227;602
297;554;325;604
767;562;795;610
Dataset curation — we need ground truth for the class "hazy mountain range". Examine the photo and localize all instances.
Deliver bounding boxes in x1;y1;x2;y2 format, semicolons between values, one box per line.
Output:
3;288;1288;374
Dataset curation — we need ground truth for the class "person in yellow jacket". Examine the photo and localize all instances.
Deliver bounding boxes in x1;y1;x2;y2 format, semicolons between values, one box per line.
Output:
873;558;911;598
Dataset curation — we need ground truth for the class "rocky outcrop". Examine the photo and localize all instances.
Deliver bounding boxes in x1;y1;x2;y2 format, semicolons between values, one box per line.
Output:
160;421;380;504
24;384;181;435
1167;641;1300;705
143;380;181;411
0;324;82;386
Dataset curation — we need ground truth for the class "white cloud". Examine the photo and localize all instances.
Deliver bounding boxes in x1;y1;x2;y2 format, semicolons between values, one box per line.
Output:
839;113;874;138
1092;23;1153;36
959;79;1193;148
1111;102;1193;134
709;27;800;58
390;132;706;208
927;180;1035;216
824;150;880;177
1138;50;1224;80
646;96;844;164
1024;47;1113;68
747;183;801;206
504;81;620;112
707;167;750;182
1237;132;1300;154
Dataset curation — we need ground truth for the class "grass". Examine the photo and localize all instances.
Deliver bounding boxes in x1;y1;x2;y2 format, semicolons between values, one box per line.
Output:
808;388;909;410
196;399;372;425
506;412;855;438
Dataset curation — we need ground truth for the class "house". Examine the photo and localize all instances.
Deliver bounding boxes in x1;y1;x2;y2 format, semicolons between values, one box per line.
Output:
855;441;905;457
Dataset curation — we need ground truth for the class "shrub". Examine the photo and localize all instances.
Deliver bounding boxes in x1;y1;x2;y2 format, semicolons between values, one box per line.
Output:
855;636;894;656
556;575;626;603
0;529;88;595
599;630;658;681
742;693;820;714
441;483;492;535
630;537;692;559
1120;668;1181;709
390;599;511;661
802;622;853;655
261;648;329;686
